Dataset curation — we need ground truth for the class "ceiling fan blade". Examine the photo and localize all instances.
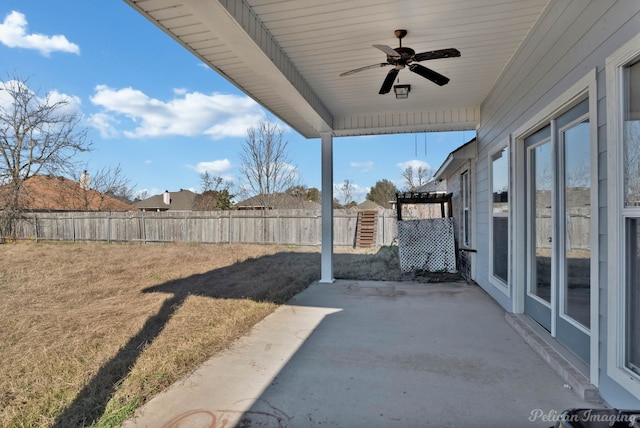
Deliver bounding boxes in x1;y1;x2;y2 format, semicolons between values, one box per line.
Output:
373;44;400;58
339;63;389;77
413;48;461;62
409;63;450;86
379;67;400;94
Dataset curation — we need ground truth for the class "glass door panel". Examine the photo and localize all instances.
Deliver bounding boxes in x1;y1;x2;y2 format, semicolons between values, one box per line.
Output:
562;120;591;328
530;140;553;304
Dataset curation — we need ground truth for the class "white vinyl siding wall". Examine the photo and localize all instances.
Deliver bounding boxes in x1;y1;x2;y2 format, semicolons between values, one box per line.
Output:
475;0;640;407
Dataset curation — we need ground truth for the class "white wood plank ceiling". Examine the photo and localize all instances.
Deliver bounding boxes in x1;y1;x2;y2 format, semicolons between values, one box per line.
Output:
125;0;550;138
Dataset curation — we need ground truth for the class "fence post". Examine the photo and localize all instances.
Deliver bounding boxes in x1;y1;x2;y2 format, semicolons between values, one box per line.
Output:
228;211;232;244
378;210;382;245
142;211;146;244
107;212;111;243
33;214;38;243
381;210;385;246
183;211;187;243
72;213;76;242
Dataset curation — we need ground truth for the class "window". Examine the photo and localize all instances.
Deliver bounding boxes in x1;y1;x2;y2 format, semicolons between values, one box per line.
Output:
490;145;509;286
623;58;640;376
627;217;640;375
461;170;470;246
624;59;640;207
607;32;640;397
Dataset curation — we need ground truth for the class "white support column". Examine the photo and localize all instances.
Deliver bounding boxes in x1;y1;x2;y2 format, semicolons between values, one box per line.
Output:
320;132;334;283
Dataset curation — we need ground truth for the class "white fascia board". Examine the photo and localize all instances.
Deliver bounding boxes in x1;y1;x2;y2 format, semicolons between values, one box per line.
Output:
433;139;477;180
127;0;334;137
212;0;333;134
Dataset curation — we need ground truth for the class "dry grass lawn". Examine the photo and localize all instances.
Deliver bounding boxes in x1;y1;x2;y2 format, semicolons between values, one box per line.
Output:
0;241;458;428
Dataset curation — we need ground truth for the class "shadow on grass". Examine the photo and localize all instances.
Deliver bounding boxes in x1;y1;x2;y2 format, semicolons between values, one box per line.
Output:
51;293;184;428
51;246;463;427
52;251;319;428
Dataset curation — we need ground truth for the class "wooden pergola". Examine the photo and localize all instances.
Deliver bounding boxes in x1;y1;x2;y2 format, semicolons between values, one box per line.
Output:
395;192;453;221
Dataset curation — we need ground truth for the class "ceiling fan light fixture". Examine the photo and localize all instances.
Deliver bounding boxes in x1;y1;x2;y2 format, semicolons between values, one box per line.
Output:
394;84;411;99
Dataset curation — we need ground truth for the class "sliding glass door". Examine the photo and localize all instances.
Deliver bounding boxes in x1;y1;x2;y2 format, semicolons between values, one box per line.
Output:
524;99;591;363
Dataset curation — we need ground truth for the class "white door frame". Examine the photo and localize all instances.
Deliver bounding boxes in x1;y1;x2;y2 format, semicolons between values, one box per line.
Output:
511;70;599;385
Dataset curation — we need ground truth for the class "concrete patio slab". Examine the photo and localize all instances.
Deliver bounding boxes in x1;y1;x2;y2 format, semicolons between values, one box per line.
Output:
122;280;592;428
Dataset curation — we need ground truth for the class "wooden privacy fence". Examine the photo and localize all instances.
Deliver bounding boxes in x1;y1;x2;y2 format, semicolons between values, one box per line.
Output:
11;209;398;246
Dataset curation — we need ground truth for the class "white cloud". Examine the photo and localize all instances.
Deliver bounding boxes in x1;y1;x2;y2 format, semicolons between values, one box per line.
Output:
47;89;82;110
282;162;302;181
351;183;370;203
135;188;161;199
191;159;232;174
0;11;79;56
89;85;266;140
0;80;82;125
87;112;119;138
0;80;81;111
397;159;432;171
281;162;298;173
144;160;152;164
190;161;235;187
333;181;369;203
350;161;374;172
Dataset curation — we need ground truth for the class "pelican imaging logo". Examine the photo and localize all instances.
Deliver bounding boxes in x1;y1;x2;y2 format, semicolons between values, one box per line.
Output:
529;408;640;426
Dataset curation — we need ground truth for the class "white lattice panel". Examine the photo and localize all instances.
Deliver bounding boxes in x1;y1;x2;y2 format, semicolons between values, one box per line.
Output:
397;218;457;273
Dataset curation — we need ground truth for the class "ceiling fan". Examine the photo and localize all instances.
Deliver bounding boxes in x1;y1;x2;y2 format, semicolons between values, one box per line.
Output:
339;29;461;94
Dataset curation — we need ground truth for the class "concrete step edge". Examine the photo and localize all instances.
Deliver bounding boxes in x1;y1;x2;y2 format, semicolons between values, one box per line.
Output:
505;313;602;403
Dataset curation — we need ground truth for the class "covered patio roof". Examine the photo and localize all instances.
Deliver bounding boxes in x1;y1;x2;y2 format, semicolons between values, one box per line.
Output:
124;0;550;138
124;0;555;282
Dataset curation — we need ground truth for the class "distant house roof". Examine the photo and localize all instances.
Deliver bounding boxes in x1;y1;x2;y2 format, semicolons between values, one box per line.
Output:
413;179;447;193
356;200;384;211
0;175;135;212
134;189;197;211
235;193;321;210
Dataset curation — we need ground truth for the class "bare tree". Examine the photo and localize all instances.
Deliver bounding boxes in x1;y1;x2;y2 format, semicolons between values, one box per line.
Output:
40;165;134;211
565;161;590;189
402;165;432;191
134;189;148;202
624;122;640;205
195;172;234;210
238;119;299;207
286;185;320;203
335;179;354;206
200;171;233;193
0;76;91;238
85;164;135;208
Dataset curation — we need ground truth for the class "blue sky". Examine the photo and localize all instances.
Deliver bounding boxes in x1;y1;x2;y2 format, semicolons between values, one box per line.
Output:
0;1;472;203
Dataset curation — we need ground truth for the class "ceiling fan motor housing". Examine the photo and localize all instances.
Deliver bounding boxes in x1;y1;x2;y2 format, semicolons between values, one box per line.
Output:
390;47;416;66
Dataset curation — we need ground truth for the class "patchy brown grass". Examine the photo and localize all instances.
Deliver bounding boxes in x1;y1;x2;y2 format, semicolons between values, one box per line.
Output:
0;241;460;427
